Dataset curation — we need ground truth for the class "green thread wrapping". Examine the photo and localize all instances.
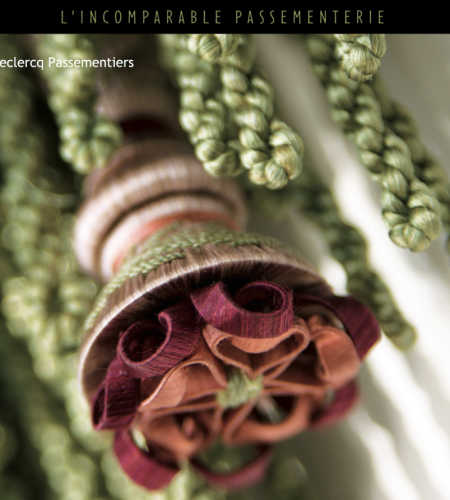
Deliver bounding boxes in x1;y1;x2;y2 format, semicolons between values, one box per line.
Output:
243;157;416;350
158;34;304;189
36;34;122;175
216;368;264;409
304;34;442;253
368;74;450;252
84;220;291;331
333;34;386;82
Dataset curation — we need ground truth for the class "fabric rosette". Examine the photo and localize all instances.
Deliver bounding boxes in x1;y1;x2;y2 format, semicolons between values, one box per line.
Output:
73;66;380;491
79;219;379;491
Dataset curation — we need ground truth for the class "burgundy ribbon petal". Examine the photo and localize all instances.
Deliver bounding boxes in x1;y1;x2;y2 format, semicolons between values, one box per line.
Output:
114;430;179;490
294;294;381;359
310;381;359;428
118;300;201;378
190;445;273;491
191;281;293;339
92;357;141;430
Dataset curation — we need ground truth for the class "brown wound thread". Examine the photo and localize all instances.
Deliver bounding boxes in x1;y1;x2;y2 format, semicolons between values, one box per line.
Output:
111;212;241;274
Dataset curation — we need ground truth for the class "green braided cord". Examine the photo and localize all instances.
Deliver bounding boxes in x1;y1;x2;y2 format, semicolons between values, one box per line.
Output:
215;34;304;189
36;34;122;175
304;34;442;253
158;34;304;189
187;34;240;62
243;157;416;349
158;34;242;178
333;34;386;82
216;369;264;409
84;220;290;331
368;74;450;253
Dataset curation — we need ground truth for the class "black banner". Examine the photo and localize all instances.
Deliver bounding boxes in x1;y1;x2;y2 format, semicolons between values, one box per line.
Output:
0;4;447;34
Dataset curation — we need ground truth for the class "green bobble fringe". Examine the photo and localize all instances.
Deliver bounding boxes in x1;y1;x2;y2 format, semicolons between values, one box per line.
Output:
304;34;442;253
158;34;304;190
36;34;122;175
333;34;386;82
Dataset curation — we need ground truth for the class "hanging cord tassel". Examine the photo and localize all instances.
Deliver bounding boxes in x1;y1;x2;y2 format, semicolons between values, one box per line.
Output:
36;34;123;174
158;34;305;189
244;155;416;350
158;34;242;178
368;74;450;253
333;34;386;82
303;34;442;253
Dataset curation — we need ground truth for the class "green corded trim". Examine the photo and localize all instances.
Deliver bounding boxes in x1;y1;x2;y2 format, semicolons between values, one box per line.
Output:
216;368;264;409
333;34;386;82
158;34;304;189
217;35;304;189
304;34;442;253
158;34;242;178
368;74;450;252
243;157;416;349
0;34;113;499
84;220;290;331
187;34;240;62
36;34;122;175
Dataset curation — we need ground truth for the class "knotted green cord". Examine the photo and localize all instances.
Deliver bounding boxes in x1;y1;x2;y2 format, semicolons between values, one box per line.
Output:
158;34;242;178
333;34;386;82
187;34;241;62
159;34;305;189
368;74;450;253
36;34;122;174
244;156;416;349
304;34;442;253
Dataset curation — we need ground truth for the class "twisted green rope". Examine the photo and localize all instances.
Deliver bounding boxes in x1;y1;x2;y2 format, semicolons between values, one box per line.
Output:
187;34;240;62
158;34;304;189
304;34;442;253
368;74;450;252
159;34;242;178
333;34;386;82
244;155;416;350
36;34;122;175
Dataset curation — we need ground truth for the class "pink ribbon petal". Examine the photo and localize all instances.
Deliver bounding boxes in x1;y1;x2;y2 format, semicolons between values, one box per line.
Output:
118;300;201;378
91;356;141;430
191;281;293;339
294;294;381;359
114;430;179;490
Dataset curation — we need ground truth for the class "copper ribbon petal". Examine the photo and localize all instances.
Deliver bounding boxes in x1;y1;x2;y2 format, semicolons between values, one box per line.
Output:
114;430;179;490
306;315;360;388
138;413;210;460
191;281;293;339
294;294;381;359
139;337;227;412
222;394;323;445
202;317;310;378
118;300;201;378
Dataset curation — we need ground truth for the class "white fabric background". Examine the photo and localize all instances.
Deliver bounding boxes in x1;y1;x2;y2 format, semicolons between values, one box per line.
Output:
248;34;450;500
